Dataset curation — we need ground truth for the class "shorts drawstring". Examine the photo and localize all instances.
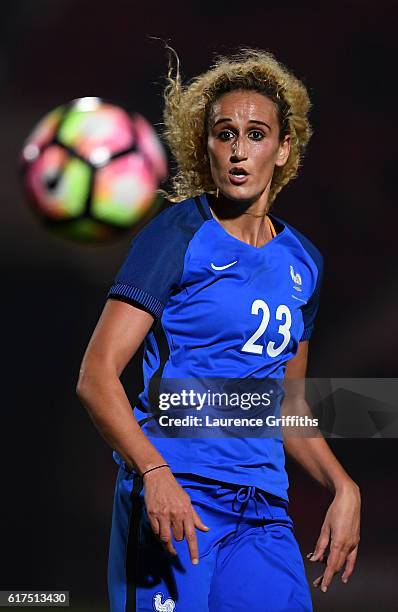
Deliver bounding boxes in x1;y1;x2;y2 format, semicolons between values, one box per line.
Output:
231;485;275;533
232;486;256;513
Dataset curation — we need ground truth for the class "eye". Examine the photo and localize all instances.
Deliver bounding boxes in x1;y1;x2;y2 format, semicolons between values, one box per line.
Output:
217;129;235;141
249;130;265;141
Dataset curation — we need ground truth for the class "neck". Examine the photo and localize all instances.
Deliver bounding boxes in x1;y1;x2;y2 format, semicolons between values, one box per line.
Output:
208;191;270;220
207;192;274;248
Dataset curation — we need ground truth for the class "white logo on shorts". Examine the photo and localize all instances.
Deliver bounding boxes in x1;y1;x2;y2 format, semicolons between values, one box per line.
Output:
153;592;176;612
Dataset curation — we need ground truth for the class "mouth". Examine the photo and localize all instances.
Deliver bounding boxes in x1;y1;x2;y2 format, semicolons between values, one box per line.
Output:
228;167;249;185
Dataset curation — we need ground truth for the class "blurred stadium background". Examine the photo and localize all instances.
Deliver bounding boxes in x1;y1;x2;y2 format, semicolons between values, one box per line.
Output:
1;0;397;610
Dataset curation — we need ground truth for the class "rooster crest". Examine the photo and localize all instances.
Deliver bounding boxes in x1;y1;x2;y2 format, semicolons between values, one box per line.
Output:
153;592;176;612
290;264;302;285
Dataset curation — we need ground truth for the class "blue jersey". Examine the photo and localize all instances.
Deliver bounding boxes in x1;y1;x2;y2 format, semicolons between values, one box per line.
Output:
107;193;323;500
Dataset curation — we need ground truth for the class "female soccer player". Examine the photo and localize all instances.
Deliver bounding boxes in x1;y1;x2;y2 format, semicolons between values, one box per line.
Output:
77;48;361;611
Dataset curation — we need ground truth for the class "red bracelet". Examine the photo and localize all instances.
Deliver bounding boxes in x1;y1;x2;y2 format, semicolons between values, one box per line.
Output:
142;464;170;478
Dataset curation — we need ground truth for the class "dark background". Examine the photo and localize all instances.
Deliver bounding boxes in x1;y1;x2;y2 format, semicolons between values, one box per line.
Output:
1;0;397;610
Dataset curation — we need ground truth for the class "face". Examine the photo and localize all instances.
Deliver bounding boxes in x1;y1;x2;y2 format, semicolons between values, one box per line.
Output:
207;90;291;206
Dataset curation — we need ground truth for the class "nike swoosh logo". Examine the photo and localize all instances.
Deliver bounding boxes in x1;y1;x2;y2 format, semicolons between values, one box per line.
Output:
291;294;307;303
211;260;238;270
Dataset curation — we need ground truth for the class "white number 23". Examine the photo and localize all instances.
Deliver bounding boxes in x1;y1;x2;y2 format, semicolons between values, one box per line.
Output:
241;299;291;357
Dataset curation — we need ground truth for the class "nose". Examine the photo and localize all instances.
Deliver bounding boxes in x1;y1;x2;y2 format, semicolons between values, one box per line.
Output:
231;138;247;161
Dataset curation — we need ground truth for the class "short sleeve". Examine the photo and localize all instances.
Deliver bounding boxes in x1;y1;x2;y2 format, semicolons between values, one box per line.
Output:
107;210;189;319
300;251;324;341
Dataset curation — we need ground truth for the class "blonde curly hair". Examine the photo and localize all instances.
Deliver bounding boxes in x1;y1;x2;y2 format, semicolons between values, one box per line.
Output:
161;46;313;206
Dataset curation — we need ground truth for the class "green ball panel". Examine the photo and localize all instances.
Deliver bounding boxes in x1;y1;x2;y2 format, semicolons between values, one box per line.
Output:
92;192;162;228
92;195;149;226
62;158;92;216
57;111;88;148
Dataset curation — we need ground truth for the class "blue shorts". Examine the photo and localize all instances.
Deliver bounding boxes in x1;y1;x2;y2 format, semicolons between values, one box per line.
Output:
108;468;312;611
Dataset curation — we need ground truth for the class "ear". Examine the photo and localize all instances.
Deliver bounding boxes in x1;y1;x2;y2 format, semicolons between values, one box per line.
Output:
275;134;291;167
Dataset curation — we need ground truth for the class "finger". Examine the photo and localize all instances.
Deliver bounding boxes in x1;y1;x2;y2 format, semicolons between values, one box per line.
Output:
158;520;177;556
307;550;328;564
320;547;346;592
310;525;331;562
341;546;358;583
183;518;199;565
148;516;160;537
192;507;210;532
313;574;324;588
171;518;185;542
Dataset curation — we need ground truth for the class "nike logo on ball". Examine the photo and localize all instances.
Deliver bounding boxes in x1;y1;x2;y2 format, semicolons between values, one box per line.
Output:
211;260;238;270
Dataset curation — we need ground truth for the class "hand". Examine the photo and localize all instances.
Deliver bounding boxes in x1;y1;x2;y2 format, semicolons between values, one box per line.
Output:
307;480;361;592
143;468;209;565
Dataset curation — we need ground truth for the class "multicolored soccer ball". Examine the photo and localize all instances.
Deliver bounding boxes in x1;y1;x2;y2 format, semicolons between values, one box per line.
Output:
20;97;167;243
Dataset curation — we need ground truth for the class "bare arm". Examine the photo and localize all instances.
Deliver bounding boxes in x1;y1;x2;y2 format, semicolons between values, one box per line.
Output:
76;298;165;474
76;299;209;563
283;341;361;592
283;342;356;493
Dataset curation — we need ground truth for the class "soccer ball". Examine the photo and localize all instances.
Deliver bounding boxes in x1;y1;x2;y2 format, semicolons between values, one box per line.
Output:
20;97;168;243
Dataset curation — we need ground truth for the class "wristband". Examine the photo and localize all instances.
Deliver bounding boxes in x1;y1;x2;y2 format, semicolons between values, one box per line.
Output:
142;464;170;478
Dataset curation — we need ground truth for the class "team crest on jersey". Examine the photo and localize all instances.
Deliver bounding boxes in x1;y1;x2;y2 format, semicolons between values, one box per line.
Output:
290;265;302;291
153;592;176;612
